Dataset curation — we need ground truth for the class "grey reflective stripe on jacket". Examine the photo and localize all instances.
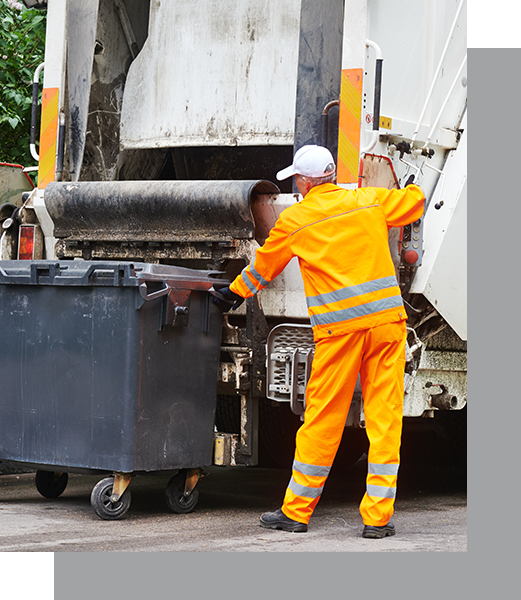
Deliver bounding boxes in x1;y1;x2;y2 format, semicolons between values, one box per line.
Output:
306;276;399;308
310;294;403;327
240;267;259;294
240;260;269;294
249;261;269;287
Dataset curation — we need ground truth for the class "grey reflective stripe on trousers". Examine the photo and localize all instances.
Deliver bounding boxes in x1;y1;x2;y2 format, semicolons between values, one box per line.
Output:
293;459;331;478
306;276;399;308
366;484;396;499
310;294;403;327
288;477;323;499
368;462;399;476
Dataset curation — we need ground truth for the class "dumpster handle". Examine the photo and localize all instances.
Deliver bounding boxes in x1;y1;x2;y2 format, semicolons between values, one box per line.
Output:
139;281;171;301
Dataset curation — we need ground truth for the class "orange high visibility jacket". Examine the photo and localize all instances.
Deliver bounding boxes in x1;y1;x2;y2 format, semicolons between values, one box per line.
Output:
230;183;425;341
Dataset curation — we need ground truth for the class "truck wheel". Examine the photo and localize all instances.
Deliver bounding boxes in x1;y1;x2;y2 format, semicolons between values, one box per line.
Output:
90;477;131;520
258;397;302;468
165;471;199;514
215;394;241;434
333;429;369;470
35;470;68;498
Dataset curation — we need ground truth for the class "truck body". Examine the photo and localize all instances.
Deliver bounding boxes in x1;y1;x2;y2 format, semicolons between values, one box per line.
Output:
2;0;467;468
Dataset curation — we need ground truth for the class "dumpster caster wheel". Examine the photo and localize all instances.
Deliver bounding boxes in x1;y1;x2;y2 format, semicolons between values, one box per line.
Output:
90;477;131;520
35;470;68;498
166;471;199;514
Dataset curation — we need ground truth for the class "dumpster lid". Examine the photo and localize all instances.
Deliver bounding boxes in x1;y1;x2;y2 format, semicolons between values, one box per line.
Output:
0;260;224;290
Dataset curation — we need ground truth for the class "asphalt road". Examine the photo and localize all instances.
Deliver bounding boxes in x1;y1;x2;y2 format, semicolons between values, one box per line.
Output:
0;433;466;552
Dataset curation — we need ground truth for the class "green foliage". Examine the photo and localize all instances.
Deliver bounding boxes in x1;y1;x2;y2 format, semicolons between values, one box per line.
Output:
0;1;46;168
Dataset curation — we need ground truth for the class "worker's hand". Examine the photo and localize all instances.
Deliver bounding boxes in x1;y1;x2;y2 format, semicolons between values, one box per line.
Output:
404;174;416;187
210;285;245;312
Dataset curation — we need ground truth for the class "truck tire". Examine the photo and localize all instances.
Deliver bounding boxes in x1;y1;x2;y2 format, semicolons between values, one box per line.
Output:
258;397;302;468
215;395;241;434
216;395;300;467
218;396;369;469
433;405;467;469
333;429;369;471
258;398;369;470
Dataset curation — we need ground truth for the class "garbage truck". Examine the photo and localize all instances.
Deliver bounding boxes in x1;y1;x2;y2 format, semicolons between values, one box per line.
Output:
1;0;467;470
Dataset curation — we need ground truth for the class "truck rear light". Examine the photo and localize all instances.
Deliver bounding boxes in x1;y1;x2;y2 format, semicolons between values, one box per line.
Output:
18;225;35;260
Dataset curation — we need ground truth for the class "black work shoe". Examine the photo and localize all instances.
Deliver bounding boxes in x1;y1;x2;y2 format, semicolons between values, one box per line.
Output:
362;521;396;539
259;508;308;533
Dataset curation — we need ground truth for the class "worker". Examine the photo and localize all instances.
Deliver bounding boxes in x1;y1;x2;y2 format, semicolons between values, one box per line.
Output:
212;145;425;538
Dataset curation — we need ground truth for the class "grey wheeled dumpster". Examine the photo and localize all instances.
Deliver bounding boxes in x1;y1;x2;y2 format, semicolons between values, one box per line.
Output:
0;260;226;519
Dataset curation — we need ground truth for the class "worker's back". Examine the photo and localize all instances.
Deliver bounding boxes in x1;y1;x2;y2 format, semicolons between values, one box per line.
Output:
278;183;425;339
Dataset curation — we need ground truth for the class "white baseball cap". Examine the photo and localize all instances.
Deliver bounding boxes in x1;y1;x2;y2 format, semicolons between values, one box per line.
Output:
276;145;336;181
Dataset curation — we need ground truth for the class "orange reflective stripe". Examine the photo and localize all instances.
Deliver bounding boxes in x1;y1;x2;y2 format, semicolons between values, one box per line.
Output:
337;69;363;184
37;87;59;189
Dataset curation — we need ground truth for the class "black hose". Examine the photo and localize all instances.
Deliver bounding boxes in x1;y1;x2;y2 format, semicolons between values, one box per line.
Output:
373;59;383;131
30;81;39;146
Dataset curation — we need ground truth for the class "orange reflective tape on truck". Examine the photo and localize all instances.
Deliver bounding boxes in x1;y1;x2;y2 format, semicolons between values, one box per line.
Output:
337;69;363;184
37;87;59;189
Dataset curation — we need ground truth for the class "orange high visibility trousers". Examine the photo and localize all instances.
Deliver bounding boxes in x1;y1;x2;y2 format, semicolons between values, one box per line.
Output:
282;320;407;526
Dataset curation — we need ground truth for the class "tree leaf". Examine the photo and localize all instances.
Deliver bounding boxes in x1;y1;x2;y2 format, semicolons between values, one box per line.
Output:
0;0;46;166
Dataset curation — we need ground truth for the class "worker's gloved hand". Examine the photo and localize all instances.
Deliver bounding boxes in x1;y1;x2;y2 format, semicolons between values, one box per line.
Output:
210;285;245;312
404;174;415;187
